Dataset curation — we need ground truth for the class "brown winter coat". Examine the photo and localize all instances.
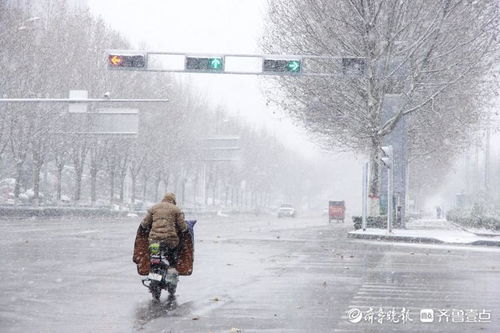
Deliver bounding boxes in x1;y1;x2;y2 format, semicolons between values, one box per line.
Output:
140;193;188;248
133;221;195;276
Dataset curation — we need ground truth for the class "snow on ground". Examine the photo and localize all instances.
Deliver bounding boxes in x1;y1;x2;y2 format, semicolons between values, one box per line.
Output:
350;219;500;245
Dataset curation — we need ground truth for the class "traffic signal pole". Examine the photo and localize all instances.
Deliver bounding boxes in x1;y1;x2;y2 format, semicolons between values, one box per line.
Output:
388;153;394;233
362;162;369;231
381;145;394;233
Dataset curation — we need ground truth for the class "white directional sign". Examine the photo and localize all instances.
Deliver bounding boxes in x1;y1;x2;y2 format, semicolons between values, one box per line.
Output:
92;108;139;135
202;136;240;161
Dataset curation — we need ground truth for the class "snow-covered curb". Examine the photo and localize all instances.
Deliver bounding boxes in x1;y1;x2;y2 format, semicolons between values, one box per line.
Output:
348;228;500;247
449;222;500;238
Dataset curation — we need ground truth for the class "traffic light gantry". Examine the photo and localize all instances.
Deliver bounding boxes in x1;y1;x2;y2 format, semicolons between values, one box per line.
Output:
107;51;365;77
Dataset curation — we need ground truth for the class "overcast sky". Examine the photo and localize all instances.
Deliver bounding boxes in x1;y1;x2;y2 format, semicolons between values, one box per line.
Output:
87;0;323;157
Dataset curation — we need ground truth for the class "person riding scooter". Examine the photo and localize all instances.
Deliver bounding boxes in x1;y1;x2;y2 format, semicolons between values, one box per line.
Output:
138;192;188;276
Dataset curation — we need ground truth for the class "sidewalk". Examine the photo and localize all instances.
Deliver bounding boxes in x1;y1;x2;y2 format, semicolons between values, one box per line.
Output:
347;218;500;247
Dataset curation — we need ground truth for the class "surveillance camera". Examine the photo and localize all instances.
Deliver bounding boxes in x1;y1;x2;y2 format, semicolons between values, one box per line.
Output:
104;91;110;98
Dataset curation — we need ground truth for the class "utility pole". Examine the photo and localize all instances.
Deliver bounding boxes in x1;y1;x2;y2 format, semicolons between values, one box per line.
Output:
484;116;491;204
361;162;369;231
381;146;394;233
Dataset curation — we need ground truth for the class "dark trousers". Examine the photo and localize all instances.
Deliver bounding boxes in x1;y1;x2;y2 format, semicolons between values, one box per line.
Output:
156;241;179;267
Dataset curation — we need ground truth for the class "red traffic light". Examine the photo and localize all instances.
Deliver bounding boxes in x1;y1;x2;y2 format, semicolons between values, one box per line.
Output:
108;54;146;69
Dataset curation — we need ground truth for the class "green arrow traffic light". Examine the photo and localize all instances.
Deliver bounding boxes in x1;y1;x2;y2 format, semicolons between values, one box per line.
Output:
263;59;302;74
286;60;301;72
208;58;222;70
186;56;224;72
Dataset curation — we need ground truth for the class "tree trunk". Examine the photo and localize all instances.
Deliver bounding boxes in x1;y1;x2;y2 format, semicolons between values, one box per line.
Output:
212;179;216;206
193;173;198;206
142;173;149;203
204;178;210;206
56;165;63;202
154;174;161;202
181;178;186;206
163;175;170;195
118;174;125;203
109;171;115;204
90;168;98;206
74;169;83;202
225;185;229;207
32;163;42;207
14;161;23;199
174;177;179;197
231;187;235;208
131;175;137;205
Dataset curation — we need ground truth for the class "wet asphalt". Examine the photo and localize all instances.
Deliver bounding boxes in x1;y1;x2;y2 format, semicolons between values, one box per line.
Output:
0;214;499;333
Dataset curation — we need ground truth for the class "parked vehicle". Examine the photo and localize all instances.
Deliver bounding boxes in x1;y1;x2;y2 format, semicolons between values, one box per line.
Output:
278;203;296;218
328;200;345;223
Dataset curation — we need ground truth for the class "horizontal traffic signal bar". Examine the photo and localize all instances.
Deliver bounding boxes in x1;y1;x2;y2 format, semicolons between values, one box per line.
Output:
107;50;370;77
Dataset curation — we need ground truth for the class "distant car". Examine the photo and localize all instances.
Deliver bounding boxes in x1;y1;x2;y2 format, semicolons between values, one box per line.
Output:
278;204;296;218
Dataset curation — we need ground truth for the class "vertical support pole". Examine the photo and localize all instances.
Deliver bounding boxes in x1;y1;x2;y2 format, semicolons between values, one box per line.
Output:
485;121;490;203
388;152;394;233
202;162;207;208
403;161;409;229
362;162;369;231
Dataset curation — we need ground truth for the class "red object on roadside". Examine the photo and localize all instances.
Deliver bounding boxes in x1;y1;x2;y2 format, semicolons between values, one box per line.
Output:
328;201;346;223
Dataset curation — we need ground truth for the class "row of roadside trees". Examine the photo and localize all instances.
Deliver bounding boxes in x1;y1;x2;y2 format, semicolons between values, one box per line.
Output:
0;1;330;210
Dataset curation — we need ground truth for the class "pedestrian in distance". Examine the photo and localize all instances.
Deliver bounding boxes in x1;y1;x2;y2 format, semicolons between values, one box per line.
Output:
436;206;442;219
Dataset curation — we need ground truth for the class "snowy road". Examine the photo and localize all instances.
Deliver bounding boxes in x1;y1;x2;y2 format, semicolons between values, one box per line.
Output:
1;215;499;332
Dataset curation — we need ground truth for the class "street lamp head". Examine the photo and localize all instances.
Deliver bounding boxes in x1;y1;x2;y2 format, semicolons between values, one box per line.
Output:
17;17;42;31
25;17;41;23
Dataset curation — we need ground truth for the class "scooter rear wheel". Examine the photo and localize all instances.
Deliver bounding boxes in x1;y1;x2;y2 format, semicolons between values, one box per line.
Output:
150;282;162;301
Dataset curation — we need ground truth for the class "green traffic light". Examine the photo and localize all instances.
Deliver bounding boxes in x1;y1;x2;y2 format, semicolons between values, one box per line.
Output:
208;58;223;70
287;60;301;72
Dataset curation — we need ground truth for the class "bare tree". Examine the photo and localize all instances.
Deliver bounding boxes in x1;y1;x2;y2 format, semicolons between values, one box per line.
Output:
51;131;72;203
88;138;109;206
264;0;498;210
